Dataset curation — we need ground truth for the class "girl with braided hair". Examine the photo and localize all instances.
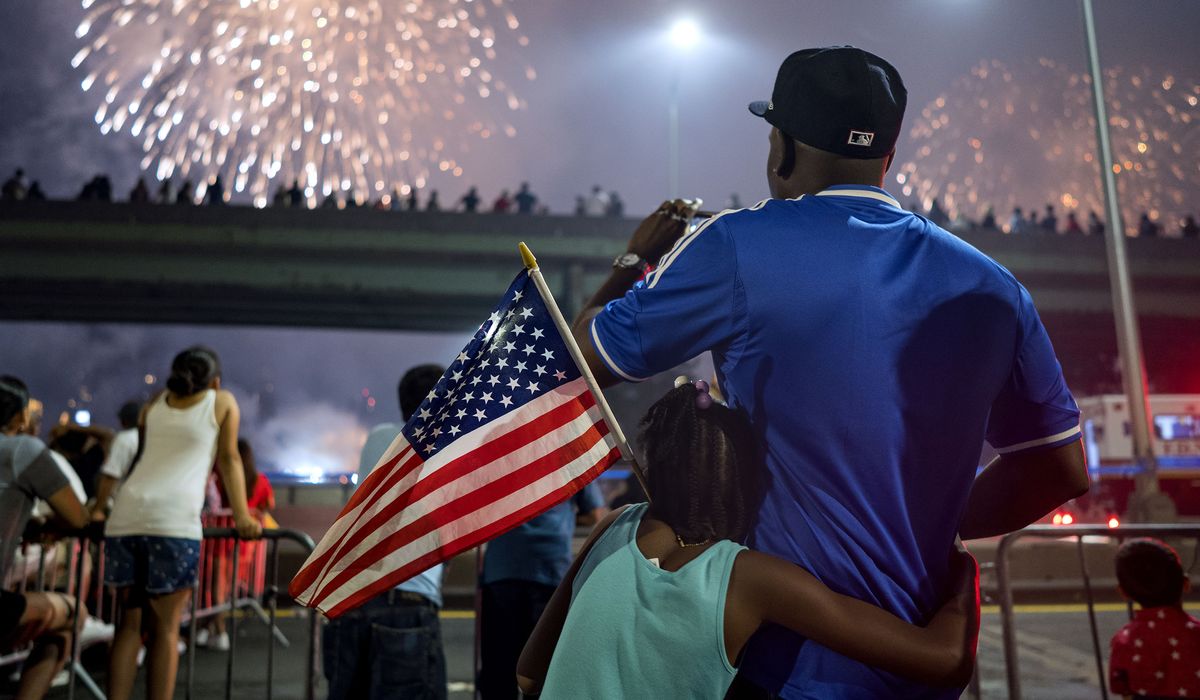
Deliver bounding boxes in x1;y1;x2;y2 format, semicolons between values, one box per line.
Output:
517;380;980;699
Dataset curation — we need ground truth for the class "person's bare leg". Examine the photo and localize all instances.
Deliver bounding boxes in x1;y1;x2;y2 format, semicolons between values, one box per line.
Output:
14;592;77;700
15;633;70;700
145;589;191;700
108;590;144;700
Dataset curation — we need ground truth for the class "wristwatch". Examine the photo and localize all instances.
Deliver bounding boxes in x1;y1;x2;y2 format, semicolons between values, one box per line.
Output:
613;252;651;273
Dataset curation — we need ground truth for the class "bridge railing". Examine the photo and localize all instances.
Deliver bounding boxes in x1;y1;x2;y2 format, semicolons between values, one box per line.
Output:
994;523;1200;700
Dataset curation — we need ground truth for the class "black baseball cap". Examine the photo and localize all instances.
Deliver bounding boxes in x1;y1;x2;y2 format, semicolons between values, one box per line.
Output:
748;46;907;160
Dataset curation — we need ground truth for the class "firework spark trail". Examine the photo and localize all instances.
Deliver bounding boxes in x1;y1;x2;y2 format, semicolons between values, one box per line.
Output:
899;58;1199;232
73;0;533;207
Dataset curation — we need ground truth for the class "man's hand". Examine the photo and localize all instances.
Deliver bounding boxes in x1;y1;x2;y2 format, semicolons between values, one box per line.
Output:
626;199;699;263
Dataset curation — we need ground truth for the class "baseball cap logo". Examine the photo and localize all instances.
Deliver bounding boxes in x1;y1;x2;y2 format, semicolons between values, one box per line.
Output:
848;130;875;147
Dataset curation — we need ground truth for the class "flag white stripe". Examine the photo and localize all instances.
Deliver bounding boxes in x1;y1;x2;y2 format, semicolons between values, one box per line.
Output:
307;378;588;559
315;428;617;613
296;401;609;603
301;440;415;578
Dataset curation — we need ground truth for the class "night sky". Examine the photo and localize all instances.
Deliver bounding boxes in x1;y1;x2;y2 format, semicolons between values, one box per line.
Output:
2;0;1198;476
2;0;1197;214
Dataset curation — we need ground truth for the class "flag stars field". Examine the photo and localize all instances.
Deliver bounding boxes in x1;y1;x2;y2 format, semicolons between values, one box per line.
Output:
290;270;622;617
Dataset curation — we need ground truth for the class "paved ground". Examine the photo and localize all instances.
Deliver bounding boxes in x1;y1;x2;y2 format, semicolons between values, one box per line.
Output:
7;602;1183;699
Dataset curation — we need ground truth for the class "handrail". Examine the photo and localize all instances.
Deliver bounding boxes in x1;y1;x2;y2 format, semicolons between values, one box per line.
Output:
995;523;1200;699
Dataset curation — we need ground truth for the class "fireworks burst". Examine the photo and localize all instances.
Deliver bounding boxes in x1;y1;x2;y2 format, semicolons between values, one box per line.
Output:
899;58;1199;232
73;0;533;206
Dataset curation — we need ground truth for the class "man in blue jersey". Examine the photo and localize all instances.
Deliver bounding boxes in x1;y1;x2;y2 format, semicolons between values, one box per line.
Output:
571;46;1088;698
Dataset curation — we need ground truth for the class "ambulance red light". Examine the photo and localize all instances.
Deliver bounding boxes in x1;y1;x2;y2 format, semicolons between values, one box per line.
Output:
1108;516;1120;528
1061;513;1074;525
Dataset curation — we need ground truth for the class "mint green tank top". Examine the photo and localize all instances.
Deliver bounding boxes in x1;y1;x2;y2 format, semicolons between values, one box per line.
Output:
540;503;746;699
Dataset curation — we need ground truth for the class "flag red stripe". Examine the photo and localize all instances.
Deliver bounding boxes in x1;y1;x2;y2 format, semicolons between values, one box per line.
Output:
322;444;621;617
322;392;596;567
289;446;423;597
344;443;413;512
312;415;610;606
292;392;596;601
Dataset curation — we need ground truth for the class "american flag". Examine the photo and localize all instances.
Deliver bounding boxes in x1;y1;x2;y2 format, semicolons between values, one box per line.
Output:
290;270;622;617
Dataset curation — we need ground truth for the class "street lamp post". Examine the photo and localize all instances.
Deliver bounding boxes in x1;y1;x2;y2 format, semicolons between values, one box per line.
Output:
669;71;680;199
667;18;701;199
1079;0;1171;520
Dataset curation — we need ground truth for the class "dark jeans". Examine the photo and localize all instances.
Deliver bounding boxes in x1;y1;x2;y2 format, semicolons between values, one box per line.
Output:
478;579;555;700
322;590;447;700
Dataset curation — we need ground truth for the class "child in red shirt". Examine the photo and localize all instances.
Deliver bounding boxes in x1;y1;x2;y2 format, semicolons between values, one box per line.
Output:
1110;538;1200;699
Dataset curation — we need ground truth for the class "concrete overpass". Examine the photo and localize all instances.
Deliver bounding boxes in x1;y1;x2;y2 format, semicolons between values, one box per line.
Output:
3;200;1200;332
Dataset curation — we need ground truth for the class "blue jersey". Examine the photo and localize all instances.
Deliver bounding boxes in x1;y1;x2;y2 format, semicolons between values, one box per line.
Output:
590;185;1080;698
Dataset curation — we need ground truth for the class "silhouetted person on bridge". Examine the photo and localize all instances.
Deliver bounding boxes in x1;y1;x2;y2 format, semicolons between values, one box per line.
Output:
206;176;225;206
980;206;996;230
288;179;304;208
1041;204;1057;234
1065;211;1082;235
1;168;27;201
1138;212;1158;238
460;186;481;212
492;190;511;213
1183;215;1199;239
129;178;150;204
514;182;537;214
176;180;194;205
1087;210;1104;236
606;191;624;217
25;181;45;201
425;190;440;212
157;178;173;204
406;187;419;212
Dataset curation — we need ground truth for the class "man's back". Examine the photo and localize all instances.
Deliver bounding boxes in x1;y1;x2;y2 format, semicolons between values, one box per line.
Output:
590;186;1079;697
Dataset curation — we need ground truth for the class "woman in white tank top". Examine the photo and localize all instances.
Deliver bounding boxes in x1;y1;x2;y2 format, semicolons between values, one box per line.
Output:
93;347;261;700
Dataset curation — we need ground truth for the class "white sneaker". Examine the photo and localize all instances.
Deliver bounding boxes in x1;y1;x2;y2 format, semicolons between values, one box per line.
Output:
136;646;146;667
79;618;114;648
177;639;187;655
194;627;210;647
49;669;70;688
210;631;230;652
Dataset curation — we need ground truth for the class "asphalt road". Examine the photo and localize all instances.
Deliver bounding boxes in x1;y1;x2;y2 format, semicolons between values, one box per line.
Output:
11;603;1178;699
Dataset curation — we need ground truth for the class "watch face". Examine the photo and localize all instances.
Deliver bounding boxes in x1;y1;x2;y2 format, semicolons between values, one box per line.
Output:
615;253;641;268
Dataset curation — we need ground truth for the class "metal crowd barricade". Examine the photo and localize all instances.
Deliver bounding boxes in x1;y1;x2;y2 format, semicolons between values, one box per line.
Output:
0;530;105;700
194;512;287;648
188;525;320;700
994;523;1200;700
3;523;319;700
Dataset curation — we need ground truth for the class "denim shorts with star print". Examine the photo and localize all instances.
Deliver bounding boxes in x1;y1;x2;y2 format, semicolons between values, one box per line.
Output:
104;536;201;595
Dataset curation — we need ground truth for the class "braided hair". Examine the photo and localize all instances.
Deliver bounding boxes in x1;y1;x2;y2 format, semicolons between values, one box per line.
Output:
637;384;763;543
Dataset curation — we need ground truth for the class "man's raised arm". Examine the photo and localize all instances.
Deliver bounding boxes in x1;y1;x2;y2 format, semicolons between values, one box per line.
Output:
571;200;697;388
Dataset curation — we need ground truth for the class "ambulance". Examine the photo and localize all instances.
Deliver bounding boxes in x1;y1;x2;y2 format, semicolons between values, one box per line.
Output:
1063;394;1200;521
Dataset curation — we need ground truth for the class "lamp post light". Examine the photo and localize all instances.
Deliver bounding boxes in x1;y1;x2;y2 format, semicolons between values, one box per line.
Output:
666;18;701;199
1079;0;1170;521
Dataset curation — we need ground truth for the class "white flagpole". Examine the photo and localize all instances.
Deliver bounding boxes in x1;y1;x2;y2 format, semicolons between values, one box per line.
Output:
519;242;650;498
